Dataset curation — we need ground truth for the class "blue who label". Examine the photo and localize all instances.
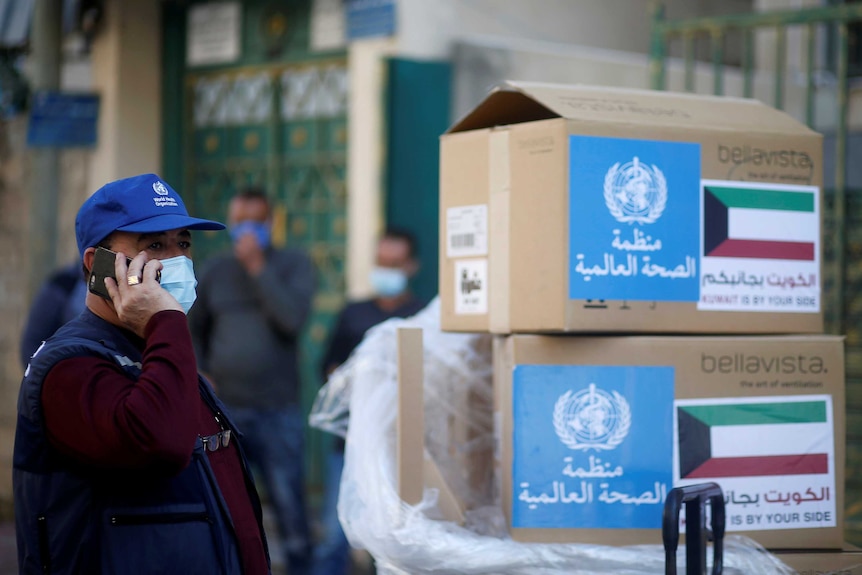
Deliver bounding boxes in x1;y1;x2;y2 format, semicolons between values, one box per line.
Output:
512;364;675;529
568;135;701;302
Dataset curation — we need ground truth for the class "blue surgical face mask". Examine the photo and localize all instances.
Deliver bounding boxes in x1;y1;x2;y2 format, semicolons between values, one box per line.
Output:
230;221;271;249
160;255;198;314
370;266;408;298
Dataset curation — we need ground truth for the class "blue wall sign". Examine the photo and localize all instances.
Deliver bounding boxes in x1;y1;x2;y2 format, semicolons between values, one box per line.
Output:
512;364;675;529
346;0;395;40
27;91;99;148
568;135;701;302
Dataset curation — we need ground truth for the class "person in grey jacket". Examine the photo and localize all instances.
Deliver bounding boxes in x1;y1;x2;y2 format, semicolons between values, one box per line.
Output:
189;186;315;575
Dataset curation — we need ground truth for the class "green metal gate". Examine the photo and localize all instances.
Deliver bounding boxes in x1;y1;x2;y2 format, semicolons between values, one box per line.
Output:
650;1;862;543
162;0;348;494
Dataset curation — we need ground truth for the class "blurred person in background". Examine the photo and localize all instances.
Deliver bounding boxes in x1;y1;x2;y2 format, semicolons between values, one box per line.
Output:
315;227;428;575
18;260;87;369
190;186;315;575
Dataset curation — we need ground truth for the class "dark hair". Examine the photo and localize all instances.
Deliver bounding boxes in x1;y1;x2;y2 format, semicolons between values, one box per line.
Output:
236;186;269;205
382;226;418;259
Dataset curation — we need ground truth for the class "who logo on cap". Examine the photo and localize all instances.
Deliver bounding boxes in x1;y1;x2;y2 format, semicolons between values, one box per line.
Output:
75;173;225;257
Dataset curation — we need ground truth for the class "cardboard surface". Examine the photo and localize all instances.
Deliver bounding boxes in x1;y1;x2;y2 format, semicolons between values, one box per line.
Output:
772;546;862;574
440;82;824;334
439;128;492;331
494;334;845;548
397;328;424;506
395;327;472;525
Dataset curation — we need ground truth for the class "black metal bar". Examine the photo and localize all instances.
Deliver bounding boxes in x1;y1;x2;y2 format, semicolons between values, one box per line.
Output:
663;483;725;575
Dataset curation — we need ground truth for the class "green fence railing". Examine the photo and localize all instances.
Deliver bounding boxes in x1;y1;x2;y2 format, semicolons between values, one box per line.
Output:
650;1;862;336
651;1;862;545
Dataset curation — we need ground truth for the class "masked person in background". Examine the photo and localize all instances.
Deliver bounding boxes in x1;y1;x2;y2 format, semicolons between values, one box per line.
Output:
189;186;315;575
13;174;271;574
314;228;428;574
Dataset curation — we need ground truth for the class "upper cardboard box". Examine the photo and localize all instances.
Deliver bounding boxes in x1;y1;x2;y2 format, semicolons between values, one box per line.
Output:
447;81;819;136
439;81;823;334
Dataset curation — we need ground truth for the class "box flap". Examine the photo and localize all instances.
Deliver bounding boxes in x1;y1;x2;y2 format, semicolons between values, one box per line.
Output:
447;88;559;133
448;80;818;136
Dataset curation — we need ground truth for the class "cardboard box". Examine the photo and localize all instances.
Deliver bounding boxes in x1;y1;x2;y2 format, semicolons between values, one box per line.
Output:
440;82;824;334
494;334;845;548
772;546;862;574
396;328;495;522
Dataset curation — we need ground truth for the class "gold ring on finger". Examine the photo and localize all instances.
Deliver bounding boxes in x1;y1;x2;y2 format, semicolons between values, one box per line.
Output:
127;275;142;286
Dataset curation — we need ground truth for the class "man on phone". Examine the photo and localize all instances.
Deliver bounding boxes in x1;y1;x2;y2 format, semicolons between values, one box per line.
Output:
189;186;315;575
13;174;271;574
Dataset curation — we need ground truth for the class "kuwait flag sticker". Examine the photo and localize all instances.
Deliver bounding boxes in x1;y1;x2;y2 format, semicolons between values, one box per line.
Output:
699;180;820;313
704;184;816;261
674;395;836;532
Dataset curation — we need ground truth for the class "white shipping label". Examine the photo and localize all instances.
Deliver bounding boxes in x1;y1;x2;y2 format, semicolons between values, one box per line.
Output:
455;259;488;315
447;205;488;258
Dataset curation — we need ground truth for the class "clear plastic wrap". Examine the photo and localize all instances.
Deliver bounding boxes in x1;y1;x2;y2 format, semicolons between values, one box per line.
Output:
309;297;797;574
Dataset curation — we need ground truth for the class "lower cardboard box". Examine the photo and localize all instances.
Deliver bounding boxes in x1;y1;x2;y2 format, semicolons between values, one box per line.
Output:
771;545;862;574
493;334;845;549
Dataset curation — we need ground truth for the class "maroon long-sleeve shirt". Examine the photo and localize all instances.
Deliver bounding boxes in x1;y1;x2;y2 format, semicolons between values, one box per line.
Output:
41;310;268;575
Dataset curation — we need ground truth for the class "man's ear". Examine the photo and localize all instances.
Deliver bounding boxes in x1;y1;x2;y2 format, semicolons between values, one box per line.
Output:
82;247;97;276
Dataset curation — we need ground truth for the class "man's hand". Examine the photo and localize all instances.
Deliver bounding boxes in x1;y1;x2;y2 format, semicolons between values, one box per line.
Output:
104;251;182;336
234;232;265;276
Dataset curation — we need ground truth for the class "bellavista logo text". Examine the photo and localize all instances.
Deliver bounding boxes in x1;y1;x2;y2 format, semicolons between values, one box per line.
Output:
517;136;554;150
701;353;826;374
718;145;813;169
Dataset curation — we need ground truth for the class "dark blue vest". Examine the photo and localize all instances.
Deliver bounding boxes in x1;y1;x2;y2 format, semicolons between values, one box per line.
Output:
14;310;269;574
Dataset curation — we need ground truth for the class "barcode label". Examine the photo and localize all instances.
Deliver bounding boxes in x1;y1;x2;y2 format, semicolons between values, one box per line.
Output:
451;233;475;249
447;205;488;258
455;258;488;314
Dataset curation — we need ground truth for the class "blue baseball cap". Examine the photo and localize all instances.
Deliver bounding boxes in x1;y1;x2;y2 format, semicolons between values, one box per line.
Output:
75;173;225;256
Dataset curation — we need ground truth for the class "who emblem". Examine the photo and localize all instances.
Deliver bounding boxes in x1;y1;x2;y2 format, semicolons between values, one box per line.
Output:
152;181;169;196
603;157;667;224
553;383;631;451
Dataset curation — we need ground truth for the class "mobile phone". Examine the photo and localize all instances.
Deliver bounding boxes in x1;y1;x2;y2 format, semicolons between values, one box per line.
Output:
88;247;160;300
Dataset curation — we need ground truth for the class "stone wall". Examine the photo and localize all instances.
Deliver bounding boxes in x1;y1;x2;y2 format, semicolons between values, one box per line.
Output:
0;116;91;518
0;118;29;520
